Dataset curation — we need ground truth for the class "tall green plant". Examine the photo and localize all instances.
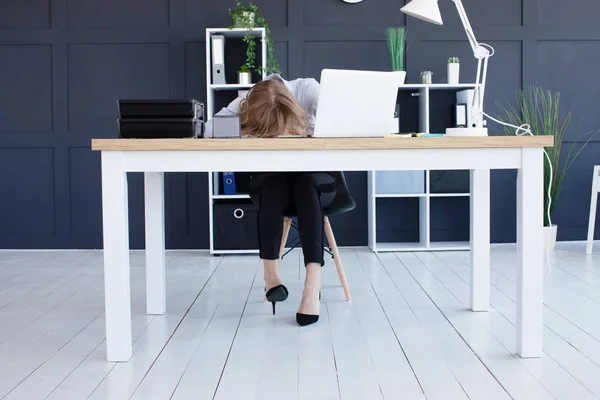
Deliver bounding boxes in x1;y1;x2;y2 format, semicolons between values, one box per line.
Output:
228;1;280;75
385;27;407;71
496;86;594;226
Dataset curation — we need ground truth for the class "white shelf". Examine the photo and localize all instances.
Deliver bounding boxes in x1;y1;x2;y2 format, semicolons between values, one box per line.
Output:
376;242;428;252
375;192;469;198
210;84;254;91
429;241;470;250
401;83;478;90
375;241;470;252
376;193;426;198
430;193;470;197
212;249;260;255
212;194;250;200
206;28;265;39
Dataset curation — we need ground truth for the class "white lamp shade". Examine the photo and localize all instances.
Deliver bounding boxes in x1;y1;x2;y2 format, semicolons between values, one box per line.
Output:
400;0;443;25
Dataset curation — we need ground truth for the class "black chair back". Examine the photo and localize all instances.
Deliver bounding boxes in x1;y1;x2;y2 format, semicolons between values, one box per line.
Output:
323;171;356;216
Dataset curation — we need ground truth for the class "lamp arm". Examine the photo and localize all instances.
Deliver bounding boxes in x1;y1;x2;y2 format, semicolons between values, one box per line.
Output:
451;0;490;129
451;0;482;57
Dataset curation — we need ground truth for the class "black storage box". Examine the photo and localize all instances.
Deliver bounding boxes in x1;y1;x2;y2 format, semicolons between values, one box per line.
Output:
430;170;470;194
118;99;204;119
117;99;205;138
119;118;204;139
213;201;259;251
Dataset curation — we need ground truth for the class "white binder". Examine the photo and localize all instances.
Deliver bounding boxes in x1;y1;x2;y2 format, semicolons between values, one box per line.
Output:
211;35;226;85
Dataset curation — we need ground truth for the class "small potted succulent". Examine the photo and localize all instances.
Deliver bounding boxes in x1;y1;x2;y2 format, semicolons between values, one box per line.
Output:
447;57;460;84
238;64;252;84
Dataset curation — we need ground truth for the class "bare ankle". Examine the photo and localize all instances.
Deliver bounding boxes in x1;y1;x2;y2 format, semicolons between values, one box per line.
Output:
264;259;282;289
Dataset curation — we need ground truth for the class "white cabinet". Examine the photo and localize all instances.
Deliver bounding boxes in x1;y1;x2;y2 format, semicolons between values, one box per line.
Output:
368;84;477;252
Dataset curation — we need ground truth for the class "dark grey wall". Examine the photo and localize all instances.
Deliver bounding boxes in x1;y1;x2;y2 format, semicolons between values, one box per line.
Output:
1;0;599;249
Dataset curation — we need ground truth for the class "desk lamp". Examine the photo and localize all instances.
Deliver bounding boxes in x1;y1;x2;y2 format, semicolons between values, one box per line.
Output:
401;0;493;136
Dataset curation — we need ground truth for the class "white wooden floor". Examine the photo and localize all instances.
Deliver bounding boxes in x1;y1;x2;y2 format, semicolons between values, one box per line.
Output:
1;243;600;400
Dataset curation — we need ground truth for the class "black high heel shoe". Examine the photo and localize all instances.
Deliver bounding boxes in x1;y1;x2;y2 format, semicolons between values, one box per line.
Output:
265;285;289;315
296;291;321;327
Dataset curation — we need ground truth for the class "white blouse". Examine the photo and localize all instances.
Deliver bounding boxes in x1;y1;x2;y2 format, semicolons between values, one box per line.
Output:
205;74;321;136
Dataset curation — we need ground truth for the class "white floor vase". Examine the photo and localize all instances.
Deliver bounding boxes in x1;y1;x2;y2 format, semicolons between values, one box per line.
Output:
543;224;558;252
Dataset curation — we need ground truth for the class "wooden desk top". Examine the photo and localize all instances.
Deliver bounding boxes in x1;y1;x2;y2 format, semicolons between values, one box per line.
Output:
91;136;554;151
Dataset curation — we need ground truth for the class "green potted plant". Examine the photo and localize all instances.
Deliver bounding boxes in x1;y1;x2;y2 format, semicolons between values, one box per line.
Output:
385;27;407;84
496;85;596;250
238;64;252;84
228;1;280;77
447;57;460;84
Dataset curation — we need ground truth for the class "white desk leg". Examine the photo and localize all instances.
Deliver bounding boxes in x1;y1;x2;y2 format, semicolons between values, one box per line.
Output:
517;148;544;358
101;151;132;362
470;169;490;312
144;172;166;315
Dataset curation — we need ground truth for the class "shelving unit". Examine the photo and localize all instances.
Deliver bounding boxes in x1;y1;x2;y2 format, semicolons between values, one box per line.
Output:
206;28;267;255
205;28;266;118
368;83;477;253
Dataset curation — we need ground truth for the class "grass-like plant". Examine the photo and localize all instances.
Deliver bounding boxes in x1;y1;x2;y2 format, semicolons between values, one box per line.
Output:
385;27;407;71
496;85;596;226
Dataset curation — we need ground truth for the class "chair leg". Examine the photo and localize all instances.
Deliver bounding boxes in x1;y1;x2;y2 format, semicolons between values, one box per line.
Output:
324;217;351;301
280;217;293;259
587;170;599;254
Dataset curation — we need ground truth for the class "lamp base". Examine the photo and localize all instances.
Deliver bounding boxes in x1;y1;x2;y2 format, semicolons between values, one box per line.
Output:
445;127;488;137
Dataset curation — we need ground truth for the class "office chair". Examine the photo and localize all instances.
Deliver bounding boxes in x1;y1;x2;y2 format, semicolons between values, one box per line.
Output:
277;172;355;301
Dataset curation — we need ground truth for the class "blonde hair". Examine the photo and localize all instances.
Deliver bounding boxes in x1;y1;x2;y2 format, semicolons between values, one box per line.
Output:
238;77;309;138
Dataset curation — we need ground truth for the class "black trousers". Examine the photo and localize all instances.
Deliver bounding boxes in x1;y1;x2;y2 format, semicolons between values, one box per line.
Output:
249;172;336;266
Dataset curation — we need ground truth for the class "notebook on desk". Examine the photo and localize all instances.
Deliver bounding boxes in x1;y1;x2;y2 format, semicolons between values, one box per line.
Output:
312;69;405;138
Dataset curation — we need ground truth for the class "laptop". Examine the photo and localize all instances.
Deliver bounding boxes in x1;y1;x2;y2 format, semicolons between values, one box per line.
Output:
312;69;404;138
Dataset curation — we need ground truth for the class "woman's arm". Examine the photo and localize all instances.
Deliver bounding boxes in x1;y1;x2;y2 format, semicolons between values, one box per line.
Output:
301;78;320;135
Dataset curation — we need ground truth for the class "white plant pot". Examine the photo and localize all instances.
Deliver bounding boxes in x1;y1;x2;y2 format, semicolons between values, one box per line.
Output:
395;70;407;84
238;72;251;85
447;63;460;84
543;224;557;252
234;11;255;27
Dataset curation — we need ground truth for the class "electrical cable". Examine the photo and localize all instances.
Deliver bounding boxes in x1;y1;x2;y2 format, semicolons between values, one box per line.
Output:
476;42;553;276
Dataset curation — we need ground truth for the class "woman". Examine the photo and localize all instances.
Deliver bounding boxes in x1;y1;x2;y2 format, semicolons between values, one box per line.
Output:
207;75;336;327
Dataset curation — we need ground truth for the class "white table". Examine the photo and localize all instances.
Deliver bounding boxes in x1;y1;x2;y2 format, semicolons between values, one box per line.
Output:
92;136;553;362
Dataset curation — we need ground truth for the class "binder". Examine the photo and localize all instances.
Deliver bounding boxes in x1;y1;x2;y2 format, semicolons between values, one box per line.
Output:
453;103;467;127
211;35;226;85
222;172;236;195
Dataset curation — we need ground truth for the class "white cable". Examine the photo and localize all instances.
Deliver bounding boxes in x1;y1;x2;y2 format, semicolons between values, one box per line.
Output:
483;110;554;277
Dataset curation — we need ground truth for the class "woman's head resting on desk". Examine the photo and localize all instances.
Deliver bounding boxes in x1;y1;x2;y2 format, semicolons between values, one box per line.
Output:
239;76;309;138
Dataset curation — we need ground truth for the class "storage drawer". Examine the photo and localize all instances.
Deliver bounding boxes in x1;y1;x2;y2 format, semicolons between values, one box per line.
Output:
213;201;259;250
376;171;425;195
430;170;470;194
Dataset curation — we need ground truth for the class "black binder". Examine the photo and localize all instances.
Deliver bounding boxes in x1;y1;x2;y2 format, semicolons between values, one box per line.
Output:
117;99;205;139
118;118;204;139
118;99;204;119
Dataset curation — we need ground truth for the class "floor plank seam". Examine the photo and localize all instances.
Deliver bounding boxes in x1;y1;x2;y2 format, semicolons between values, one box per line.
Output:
211;267;259;400
169;304;221;400
129;256;226;399
0;307;106;400
324;303;342;400
398;252;521;400
433;251;595;400
357;250;426;397
80;316;156;400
